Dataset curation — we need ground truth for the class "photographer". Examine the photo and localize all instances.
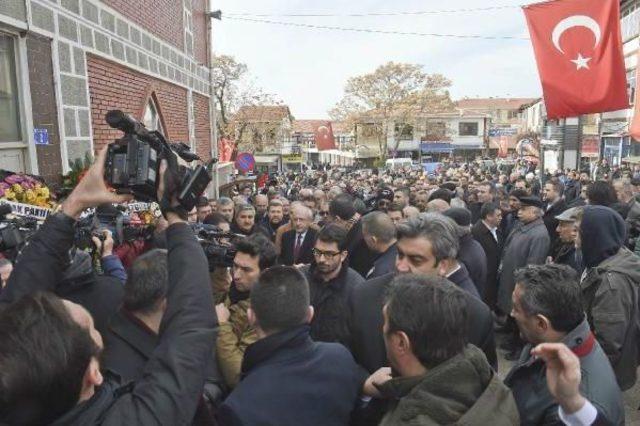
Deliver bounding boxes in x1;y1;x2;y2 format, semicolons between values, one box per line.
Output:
92;229;127;284
0;147;217;425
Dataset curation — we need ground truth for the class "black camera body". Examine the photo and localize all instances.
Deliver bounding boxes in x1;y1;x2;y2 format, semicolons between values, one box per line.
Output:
104;110;213;212
191;223;239;270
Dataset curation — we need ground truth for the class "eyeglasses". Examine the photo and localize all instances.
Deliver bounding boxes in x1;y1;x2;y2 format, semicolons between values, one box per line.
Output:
319;211;329;216
312;248;341;258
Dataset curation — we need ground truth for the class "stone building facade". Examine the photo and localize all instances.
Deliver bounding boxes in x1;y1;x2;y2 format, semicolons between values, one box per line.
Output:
0;0;213;184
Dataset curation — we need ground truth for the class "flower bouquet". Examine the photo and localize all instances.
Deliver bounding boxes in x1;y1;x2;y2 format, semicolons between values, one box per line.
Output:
0;172;53;208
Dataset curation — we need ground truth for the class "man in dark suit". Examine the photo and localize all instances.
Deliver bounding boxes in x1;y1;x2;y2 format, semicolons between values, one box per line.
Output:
350;214;497;375
361;211;397;279
542;180;568;247
218;266;365;426
472;202;504;311
280;204;317;266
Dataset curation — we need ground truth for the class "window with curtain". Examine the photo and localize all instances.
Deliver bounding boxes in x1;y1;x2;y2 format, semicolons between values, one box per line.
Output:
0;34;21;142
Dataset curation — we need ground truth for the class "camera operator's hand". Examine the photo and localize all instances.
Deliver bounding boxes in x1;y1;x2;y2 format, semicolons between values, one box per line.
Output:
92;230;114;257
156;160;184;226
63;146;133;219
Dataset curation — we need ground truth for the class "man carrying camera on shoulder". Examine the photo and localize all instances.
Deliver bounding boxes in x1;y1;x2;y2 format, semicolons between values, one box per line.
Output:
0;146;217;425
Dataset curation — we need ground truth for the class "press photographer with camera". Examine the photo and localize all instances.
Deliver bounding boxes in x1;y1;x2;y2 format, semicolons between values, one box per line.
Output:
0;146;217;425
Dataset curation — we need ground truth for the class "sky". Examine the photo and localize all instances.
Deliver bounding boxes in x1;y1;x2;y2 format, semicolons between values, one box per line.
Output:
213;0;542;119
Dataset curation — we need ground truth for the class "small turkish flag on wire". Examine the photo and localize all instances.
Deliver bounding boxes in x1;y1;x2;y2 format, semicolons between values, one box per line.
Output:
314;122;337;151
523;0;628;119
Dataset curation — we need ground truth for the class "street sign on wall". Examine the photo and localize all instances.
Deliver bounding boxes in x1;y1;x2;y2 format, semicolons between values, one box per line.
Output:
235;152;255;172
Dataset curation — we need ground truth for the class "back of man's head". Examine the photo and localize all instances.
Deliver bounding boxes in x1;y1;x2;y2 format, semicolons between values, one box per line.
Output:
250;266;310;335
329;194;356;221
361;211;397;244
0;292;100;425
124;249;168;315
385;274;468;369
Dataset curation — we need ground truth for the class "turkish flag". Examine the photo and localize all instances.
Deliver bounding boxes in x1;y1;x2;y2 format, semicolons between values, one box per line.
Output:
523;0;628;119
314;122;336;151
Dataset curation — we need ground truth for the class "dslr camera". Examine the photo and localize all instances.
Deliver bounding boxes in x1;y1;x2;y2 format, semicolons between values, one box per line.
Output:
103;110;215;212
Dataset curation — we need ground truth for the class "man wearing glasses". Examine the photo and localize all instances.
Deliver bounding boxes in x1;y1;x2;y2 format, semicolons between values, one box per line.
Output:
299;223;364;349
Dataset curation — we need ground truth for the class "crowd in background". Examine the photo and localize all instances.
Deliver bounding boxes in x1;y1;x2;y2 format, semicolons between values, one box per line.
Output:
1;151;640;425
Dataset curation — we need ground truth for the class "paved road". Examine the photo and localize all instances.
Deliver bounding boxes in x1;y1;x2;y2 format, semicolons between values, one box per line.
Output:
495;334;640;425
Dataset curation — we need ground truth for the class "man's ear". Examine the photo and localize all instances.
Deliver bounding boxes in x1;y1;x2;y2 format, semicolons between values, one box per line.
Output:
340;251;348;263
87;357;103;387
306;306;314;324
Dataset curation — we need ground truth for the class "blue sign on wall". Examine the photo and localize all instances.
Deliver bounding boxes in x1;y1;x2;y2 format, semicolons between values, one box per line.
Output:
33;128;50;145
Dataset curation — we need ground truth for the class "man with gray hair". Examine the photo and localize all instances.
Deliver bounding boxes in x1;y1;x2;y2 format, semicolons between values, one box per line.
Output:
361;212;398;279
497;195;550;360
231;204;259;236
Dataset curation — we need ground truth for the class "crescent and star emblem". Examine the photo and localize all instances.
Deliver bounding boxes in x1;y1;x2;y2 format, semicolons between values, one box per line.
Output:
317;126;330;140
551;15;602;70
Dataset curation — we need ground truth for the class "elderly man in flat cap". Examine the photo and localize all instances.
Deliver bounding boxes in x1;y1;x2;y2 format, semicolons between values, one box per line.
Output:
497;195;550;360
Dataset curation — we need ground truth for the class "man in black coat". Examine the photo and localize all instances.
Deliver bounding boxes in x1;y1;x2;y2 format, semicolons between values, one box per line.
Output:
542;180;568;247
361;211;398;279
280;204;317;266
329;194;374;277
350;214;497;375
218;266;365;426
443;208;487;297
299;224;364;348
0;149;217;425
471;202;504;310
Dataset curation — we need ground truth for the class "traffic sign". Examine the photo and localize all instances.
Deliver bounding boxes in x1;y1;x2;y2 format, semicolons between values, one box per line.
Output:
235;152;255;172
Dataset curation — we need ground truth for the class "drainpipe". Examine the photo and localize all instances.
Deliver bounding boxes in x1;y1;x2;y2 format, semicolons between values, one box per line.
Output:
206;7;222;198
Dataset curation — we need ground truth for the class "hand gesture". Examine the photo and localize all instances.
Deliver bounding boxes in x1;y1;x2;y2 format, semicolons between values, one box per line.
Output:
92;229;114;257
362;367;392;398
531;342;585;414
215;303;230;324
62;146;133;218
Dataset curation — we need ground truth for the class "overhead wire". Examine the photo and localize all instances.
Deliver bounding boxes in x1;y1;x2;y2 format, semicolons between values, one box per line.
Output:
224;16;530;40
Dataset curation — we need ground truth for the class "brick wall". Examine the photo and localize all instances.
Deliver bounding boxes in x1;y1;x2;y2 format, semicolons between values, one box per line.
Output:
26;35;63;184
192;0;208;66
99;0;184;51
193;93;211;161
87;54;189;150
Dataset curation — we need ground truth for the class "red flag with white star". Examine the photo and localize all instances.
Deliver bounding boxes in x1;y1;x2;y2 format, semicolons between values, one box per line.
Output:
314;122;336;151
523;0;628;119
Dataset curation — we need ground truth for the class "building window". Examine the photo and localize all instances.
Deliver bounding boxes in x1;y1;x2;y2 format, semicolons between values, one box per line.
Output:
395;123;414;141
459;122;479;136
0;34;21;142
143;98;164;134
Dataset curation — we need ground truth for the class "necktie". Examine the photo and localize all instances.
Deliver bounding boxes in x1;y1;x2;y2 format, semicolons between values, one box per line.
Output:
294;233;303;262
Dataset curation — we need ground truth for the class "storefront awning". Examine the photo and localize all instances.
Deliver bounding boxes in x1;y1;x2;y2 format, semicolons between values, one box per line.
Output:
254;155;279;165
420;142;454;154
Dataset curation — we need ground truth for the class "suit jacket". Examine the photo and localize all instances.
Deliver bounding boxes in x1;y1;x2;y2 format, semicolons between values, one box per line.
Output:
365;243;398;279
350;273;497;374
457;234;487;298
471;220;503;310
280;228;317;265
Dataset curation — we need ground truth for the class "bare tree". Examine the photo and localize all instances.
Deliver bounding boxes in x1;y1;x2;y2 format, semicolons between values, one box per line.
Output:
330;62;454;159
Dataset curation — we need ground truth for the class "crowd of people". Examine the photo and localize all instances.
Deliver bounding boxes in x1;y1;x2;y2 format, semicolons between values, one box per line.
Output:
1;152;640;425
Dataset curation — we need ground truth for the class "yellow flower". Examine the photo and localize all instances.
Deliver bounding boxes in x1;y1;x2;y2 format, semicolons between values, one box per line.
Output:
4;190;16;200
24;189;36;204
11;184;23;194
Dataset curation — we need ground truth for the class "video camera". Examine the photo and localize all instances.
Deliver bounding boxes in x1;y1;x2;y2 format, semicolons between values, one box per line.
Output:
75;207;154;252
0;204;39;259
191;223;242;271
103;110;215;212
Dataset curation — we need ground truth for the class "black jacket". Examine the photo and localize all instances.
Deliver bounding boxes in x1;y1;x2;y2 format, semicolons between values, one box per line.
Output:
259;217;284;242
280;228;317;266
543;198;568;247
218;325;364;426
448;263;480;300
471;220;503;309
365;243;398;279
350;273;497;374
457;234;487;298
300;263;364;348
551;240;583;274
345;220;374;277
564;179;581;204
1;214;218;425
